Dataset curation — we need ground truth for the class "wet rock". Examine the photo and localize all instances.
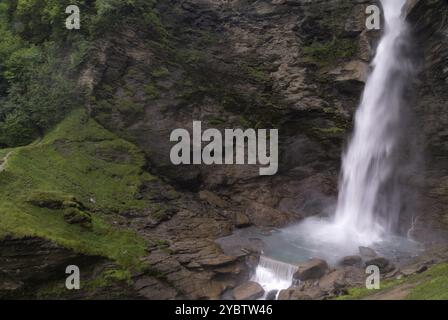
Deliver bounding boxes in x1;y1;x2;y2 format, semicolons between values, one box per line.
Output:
278;283;324;300
338;255;362;267
266;290;278;300
359;246;378;258
365;257;395;273
278;288;313;300
330;60;368;83
198;255;238;268
235;212;251;228
318;267;364;296
294;259;328;281
233;281;264;300
245;202;295;228
400;264;428;277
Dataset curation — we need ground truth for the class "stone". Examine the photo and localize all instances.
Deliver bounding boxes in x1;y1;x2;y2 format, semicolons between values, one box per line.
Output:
365;257;395;273
359;246;378;258
331;60;368;83
245;202;295;228
344;4;368;35
199;191;228;208
278;286;322;300
197;255;238;268
235;212;251;228
233;281;264;300
338;255;362;267
266;290;278;300
63;208;92;228
318;267;364;296
294;258;328;281
400;264;428;277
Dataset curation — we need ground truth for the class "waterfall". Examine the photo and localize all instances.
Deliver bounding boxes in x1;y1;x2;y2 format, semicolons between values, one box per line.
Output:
251;0;419;295
252;256;298;298
324;0;416;247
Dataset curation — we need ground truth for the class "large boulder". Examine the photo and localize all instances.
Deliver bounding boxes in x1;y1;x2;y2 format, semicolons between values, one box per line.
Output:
245;202;295;228
235;212;251;228
318;267;365;296
338;255;362;267
278;288;315;301
365;257;395;274
265;290;278;300
293;258;328;281
359;246;377;258
233;281;264;300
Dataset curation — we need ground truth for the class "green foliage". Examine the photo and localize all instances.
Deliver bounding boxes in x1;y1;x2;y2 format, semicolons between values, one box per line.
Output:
1;43;84;142
0;1;88;147
92;0;165;37
0;109;37;146
0;0;166;148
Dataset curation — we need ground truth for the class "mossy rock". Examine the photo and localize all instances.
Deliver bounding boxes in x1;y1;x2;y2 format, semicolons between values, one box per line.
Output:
27;191;84;210
63;208;92;228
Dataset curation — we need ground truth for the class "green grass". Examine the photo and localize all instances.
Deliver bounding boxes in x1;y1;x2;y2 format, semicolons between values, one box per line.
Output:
0;109;150;268
406;264;448;300
337;263;448;300
336;278;405;300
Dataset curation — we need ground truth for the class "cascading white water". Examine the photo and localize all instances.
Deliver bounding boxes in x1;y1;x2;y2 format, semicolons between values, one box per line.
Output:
252;256;298;297
251;0;419;295
294;0;417;253
331;0;414;245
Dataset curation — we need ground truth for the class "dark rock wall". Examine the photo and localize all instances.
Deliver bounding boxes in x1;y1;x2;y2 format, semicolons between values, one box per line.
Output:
406;0;448;239
85;0;383;224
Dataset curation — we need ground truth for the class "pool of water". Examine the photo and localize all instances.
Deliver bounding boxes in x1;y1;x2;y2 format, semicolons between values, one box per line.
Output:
218;218;425;298
259;219;424;265
218;218;424;266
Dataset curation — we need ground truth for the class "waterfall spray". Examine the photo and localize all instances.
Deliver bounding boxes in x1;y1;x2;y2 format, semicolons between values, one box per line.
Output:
332;0;416;245
250;0;420;295
281;0;418;253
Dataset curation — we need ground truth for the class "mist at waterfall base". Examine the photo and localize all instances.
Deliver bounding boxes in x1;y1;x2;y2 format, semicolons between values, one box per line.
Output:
296;0;421;258
251;0;424;294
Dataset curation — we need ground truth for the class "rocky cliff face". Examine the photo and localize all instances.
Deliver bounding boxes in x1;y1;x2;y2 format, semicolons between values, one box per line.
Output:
406;0;448;240
85;0;383;227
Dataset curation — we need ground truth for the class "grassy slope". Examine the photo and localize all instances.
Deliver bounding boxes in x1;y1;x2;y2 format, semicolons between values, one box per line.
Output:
0;109;151;268
338;263;448;300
